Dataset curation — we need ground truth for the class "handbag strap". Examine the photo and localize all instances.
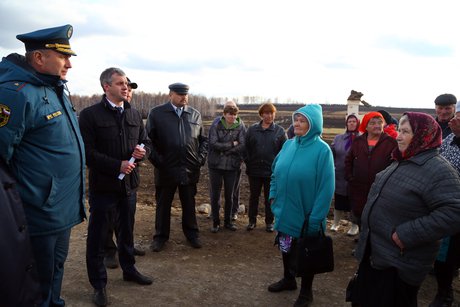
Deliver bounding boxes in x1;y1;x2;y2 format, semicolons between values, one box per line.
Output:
299;214;326;238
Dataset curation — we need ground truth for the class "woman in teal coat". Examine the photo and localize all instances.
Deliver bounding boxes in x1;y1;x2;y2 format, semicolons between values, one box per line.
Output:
267;104;335;307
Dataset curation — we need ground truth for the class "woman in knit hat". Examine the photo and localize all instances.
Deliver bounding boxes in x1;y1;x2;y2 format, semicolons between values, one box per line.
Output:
330;114;360;233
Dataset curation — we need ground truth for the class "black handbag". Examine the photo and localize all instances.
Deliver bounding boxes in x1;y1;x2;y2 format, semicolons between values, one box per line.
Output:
296;217;334;276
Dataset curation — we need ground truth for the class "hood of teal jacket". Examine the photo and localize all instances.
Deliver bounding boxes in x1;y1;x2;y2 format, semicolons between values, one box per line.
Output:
291;104;323;144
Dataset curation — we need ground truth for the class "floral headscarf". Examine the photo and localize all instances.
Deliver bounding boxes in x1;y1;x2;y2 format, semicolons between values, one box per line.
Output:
392;112;442;161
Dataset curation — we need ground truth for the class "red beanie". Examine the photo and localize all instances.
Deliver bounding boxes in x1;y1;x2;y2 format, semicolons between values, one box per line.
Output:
358;112;384;133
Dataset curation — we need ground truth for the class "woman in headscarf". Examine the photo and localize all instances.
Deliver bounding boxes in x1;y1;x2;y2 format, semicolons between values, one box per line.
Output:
351;112;460;307
267;104;334;307
330;114;360;233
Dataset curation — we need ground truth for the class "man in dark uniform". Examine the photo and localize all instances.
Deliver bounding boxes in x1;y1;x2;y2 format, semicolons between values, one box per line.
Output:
79;67;152;307
146;83;208;252
0;25;86;306
434;93;457;139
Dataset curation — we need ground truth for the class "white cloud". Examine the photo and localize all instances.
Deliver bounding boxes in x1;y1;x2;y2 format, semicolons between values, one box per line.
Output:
1;0;459;109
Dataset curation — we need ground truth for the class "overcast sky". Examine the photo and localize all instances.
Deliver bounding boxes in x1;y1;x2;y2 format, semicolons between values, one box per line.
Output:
1;0;459;109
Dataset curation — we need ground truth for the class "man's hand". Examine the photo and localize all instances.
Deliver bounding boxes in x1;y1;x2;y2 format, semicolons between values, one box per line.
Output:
120;160;136;175
132;144;146;160
392;232;404;250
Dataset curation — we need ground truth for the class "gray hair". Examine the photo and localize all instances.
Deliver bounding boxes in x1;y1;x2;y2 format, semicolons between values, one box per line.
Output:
100;67;126;90
399;114;409;127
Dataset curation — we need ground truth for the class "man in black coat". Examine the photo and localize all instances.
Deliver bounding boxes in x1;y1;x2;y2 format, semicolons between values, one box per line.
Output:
79;67;152;307
0;159;41;306
146;83;208;252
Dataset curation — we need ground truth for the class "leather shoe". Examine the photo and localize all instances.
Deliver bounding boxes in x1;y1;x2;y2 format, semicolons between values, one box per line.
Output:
265;224;274;233
246;223;256;231
188;237;202;249
123;271;153;285
210;225;220;233
150;240;165;252
294;291;313;307
134;246;145;256
224;223;237;231
268;278;297;292
92;288;107;306
103;254;118;269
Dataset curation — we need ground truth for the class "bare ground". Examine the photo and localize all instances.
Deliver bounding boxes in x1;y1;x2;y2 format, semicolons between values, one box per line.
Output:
61;161;459;307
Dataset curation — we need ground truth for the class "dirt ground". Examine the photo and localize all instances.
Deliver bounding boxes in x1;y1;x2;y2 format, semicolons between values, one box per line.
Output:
61;160;459;307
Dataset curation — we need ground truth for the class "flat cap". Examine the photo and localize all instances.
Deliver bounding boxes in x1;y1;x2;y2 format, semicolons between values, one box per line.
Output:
16;24;76;56
168;82;189;95
127;77;138;89
435;93;457;106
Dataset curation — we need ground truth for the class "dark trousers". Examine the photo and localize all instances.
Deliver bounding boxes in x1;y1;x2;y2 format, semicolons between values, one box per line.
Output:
104;212;118;258
231;167;242;216
353;258;419;307
281;241;314;295
433;233;460;296
248;176;273;225
209;168;238;225
86;192;137;290
104;194;138;257
153;183;199;242
29;228;71;307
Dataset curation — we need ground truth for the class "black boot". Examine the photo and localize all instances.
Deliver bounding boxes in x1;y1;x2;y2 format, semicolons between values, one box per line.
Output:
268;278;297;292
268;251;297;292
294;274;314;307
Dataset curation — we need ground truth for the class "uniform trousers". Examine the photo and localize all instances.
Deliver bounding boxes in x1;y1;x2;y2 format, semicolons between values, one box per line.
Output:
153;183;199;242
86;192;137;290
29;228;71;307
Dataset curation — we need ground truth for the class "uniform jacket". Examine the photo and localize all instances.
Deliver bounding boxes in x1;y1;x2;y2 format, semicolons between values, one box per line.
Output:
269;104;335;238
0;53;85;236
208;118;245;171
0;160;41;307
146;102;208;185
78;96;151;195
244;121;286;178
344;132;397;216
355;149;460;286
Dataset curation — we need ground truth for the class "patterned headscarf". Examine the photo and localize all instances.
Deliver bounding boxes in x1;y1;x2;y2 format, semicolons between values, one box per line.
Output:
392;112;442;161
344;114;360;151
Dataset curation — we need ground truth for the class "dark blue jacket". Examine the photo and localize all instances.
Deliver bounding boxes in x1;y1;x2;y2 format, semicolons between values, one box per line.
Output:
78;96;151;195
0;53;85;236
